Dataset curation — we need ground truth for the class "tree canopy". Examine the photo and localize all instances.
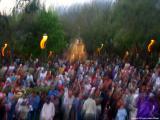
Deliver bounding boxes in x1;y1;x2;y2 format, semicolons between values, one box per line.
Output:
0;0;66;59
58;0;160;64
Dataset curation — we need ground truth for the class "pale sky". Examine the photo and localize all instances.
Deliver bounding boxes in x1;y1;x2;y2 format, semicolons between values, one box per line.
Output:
0;0;93;14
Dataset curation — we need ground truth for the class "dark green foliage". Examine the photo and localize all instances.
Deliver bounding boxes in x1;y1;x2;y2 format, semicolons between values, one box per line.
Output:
0;0;66;59
60;0;160;56
25;86;51;95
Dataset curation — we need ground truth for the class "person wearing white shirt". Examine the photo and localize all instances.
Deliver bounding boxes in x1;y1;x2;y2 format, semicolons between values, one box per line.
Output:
63;88;74;120
8;65;15;72
39;70;47;81
26;73;34;87
6;76;11;83
82;95;97;120
41;97;55;120
153;66;160;91
154;77;160;91
38;69;47;86
84;82;91;95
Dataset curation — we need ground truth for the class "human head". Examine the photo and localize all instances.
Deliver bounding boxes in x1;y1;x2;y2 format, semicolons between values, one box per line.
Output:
46;96;50;104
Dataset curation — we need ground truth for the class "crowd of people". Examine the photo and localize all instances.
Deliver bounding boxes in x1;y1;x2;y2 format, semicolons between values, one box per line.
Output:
0;56;160;120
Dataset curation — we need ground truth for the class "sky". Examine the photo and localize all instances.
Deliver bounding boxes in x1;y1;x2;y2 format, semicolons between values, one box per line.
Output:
0;0;93;14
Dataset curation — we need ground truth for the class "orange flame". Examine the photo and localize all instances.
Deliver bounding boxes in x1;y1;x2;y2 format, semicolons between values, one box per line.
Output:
148;39;155;53
40;34;48;49
1;43;8;57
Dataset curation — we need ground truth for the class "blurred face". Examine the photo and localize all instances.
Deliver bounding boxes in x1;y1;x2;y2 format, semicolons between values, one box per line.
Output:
79;93;83;99
11;89;15;93
117;99;123;108
146;85;152;93
158;91;160;99
46;98;50;104
103;76;109;81
68;90;72;97
157;68;160;75
32;93;35;97
95;89;100;96
141;86;146;93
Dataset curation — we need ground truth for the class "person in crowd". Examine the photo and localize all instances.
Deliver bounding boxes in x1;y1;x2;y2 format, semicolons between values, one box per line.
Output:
0;98;6;120
26;72;34;87
94;88;102;120
62;88;74;120
116;99;128;120
7;89;17;120
136;85;152;119
0;56;160;120
41;97;55;120
82;94;97;120
69;91;81;120
18;99;29;120
28;92;40;120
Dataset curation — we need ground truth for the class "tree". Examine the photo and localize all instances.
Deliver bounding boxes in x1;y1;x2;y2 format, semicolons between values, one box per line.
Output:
36;10;66;54
59;0;160;63
59;1;112;54
10;0;66;58
111;0;160;52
